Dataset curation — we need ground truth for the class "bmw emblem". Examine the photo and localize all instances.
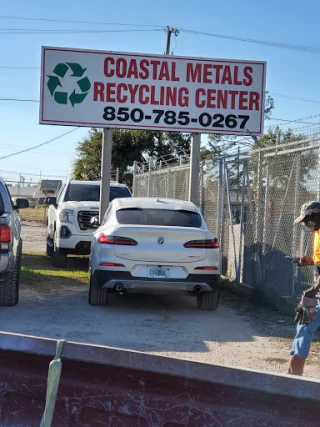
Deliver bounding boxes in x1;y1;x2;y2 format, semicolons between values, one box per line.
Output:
158;237;164;245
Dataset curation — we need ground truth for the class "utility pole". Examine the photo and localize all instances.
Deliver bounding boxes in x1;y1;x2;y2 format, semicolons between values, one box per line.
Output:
165;26;200;204
165;27;179;55
166;26;201;204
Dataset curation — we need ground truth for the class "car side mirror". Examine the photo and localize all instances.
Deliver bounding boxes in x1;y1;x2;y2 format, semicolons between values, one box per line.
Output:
14;198;29;209
45;196;57;207
91;216;100;228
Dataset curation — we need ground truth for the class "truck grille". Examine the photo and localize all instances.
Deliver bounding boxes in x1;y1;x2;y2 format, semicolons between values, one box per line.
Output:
78;210;99;231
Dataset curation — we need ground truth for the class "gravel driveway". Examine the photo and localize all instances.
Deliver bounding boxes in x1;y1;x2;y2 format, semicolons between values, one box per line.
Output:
2;220;318;379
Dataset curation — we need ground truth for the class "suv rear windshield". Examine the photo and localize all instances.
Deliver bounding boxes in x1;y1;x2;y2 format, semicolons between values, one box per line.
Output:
0;193;4;216
116;208;202;228
64;184;131;202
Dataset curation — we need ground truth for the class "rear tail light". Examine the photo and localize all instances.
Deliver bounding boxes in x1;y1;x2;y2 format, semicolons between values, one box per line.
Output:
98;234;138;246
184;238;219;248
0;225;11;242
194;266;218;270
100;262;125;267
0;225;11;251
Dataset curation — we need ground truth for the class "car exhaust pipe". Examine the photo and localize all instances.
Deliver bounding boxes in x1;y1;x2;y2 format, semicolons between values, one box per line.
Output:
114;283;124;292
193;286;202;294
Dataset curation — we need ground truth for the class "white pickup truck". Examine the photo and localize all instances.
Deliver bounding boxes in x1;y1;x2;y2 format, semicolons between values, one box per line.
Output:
0;180;29;306
45;180;132;268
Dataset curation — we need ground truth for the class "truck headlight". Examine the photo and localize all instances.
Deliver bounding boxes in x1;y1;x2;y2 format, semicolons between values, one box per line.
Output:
59;209;74;223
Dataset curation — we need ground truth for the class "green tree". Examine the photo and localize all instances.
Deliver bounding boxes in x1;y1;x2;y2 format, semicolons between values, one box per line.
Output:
72;128;155;187
72;129;192;187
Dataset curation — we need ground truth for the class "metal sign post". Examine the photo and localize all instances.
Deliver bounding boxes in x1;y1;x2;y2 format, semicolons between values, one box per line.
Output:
188;133;201;204
99;128;112;223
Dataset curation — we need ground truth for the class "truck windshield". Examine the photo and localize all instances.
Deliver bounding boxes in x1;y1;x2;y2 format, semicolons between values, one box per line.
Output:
64;184;131;202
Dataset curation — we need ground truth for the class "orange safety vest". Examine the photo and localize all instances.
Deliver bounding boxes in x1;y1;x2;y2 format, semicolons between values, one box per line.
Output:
313;230;320;264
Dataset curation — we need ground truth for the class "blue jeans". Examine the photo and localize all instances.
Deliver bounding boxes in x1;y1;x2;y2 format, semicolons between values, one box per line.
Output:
290;265;320;359
290;299;320;358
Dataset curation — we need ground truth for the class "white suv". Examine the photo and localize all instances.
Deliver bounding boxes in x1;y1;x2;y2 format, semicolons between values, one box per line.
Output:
45;180;132;268
89;197;220;310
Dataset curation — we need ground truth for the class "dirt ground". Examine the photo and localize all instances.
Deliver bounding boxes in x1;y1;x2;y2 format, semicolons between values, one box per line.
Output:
2;220;319;379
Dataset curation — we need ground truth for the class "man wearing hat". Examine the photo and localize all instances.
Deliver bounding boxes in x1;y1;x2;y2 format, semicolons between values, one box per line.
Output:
288;201;320;375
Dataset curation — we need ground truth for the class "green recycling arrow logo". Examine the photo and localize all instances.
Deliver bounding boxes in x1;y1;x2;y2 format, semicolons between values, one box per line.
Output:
47;62;91;107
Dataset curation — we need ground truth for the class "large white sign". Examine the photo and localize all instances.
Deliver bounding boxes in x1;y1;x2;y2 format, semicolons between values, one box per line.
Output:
40;47;266;135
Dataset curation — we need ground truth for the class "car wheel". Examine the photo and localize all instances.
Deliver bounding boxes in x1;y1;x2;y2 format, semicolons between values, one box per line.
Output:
52;231;67;268
88;274;109;306
0;240;21;306
197;288;220;311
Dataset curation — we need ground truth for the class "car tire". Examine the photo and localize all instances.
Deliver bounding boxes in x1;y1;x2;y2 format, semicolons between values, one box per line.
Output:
46;237;54;257
52;231;67;268
0;240;22;306
197;288;220;311
88;274;109;306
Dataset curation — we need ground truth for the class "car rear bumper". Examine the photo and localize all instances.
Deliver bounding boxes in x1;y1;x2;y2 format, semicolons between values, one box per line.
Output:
92;270;220;294
0;252;13;275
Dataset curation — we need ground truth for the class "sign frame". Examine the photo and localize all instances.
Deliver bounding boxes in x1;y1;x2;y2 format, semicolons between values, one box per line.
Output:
40;46;266;136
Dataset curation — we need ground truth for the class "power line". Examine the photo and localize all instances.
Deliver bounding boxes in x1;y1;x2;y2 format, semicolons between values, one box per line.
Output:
0;128;78;160
0;98;39;102
2;162;70;172
0;169;67;178
269;114;320;127
1;14;320;54
0;66;39;70
0;28;162;35
0;14;165;28
180;28;320;54
269;93;320;104
271;118;320;125
0;145;75;158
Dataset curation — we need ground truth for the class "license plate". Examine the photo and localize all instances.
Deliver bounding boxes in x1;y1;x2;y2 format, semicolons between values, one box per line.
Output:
148;267;171;279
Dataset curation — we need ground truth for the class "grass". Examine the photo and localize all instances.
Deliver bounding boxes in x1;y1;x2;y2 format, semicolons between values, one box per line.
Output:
19;206;47;223
21;251;89;285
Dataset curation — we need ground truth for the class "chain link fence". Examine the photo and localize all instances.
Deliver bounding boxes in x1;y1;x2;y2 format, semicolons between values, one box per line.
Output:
132;137;320;306
132;158;191;201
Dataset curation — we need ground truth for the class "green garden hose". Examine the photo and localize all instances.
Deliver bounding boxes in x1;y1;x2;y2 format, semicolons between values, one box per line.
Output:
40;339;65;427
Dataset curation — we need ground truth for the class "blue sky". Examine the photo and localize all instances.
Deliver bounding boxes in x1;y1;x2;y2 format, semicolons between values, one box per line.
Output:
1;0;320;185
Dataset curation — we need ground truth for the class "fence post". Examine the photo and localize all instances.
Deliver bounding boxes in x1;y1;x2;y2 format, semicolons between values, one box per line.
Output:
292;154;301;298
225;161;238;280
237;160;246;282
254;150;264;286
218;158;226;274
188;133;201;204
147;158;152;197
199;161;204;213
216;157;223;239
262;161;270;257
132;161;137;196
116;167;120;183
